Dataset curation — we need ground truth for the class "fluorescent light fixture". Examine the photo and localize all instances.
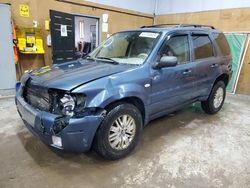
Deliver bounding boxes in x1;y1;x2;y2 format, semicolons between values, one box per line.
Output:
79;21;85;39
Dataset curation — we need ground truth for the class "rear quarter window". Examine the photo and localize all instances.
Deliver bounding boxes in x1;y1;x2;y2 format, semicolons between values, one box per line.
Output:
213;33;231;56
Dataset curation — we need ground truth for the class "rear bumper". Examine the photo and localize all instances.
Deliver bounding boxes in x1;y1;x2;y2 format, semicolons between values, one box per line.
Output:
15;91;104;152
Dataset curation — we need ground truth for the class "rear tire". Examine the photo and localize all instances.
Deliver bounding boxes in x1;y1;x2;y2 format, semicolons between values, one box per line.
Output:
201;81;226;114
93;103;143;160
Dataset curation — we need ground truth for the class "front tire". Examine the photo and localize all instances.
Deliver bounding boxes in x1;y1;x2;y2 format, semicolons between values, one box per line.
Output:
201;81;226;114
93;103;143;160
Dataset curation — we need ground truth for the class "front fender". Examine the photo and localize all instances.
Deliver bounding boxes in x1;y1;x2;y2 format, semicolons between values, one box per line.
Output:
87;83;148;108
71;77;149;109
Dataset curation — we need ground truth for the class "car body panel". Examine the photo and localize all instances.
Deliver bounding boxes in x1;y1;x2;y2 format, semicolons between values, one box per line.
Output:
22;60;133;91
149;62;199;115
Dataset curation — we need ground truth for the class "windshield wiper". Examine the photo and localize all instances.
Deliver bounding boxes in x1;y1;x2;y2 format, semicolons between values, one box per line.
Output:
85;55;95;61
96;57;119;65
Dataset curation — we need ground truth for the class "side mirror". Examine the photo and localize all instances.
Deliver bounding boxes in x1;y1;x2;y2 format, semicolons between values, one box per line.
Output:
153;56;178;69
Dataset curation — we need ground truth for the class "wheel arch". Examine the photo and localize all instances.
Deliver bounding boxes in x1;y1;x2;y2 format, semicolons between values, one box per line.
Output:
214;73;229;86
201;73;229;101
104;96;146;125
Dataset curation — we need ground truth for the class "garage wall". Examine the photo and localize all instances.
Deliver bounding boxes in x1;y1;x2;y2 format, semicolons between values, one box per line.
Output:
156;0;250;15
236;39;250;95
155;8;250;32
0;0;153;78
155;8;250;95
84;0;156;14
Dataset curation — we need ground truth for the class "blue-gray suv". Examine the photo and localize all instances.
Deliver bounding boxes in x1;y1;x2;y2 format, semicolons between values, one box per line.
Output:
16;24;232;159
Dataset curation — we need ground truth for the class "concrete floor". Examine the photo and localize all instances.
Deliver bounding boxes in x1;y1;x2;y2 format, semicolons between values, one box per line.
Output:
0;94;250;188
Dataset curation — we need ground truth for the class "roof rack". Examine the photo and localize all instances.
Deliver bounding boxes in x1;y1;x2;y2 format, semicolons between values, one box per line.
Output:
141;24;180;28
179;24;215;29
141;24;215;29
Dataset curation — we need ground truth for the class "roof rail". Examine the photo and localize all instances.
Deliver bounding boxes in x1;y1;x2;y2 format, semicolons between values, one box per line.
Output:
140;24;180;28
179;24;215;29
141;24;215;29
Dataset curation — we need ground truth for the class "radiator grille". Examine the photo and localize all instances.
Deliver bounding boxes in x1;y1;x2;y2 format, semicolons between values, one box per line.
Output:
23;80;51;112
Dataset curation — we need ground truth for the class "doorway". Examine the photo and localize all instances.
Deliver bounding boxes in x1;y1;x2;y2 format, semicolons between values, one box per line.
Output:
50;10;100;64
74;15;99;59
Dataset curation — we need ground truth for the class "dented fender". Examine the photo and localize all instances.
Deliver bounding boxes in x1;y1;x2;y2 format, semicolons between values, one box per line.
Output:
72;77;149;108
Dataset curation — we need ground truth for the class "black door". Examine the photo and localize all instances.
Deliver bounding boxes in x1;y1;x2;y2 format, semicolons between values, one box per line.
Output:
50;10;75;64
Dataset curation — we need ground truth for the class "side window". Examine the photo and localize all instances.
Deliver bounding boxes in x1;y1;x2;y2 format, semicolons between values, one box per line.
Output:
213;33;231;56
159;35;190;64
192;35;214;60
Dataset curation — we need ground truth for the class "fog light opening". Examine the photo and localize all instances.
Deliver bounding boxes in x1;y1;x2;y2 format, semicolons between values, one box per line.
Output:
52;135;62;147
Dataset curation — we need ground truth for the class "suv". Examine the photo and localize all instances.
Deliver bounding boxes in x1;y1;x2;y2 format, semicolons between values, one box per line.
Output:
16;24;232;160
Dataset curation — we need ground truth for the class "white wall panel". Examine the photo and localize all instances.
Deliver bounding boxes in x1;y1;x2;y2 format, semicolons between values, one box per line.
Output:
157;0;250;15
84;0;156;14
0;4;16;91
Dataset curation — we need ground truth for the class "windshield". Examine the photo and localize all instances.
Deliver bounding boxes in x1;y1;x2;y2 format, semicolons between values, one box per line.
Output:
87;31;161;65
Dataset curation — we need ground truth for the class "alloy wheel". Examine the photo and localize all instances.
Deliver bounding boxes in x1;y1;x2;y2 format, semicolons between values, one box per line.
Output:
213;87;224;108
108;115;136;150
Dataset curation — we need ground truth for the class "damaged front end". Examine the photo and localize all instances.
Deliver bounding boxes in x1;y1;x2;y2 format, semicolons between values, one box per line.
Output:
17;78;106;152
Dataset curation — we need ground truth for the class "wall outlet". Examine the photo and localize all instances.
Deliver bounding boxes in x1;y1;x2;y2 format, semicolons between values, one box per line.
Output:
33;20;38;28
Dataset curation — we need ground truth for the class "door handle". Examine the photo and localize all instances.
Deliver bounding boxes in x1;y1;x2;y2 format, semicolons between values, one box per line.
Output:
210;63;219;68
182;69;192;75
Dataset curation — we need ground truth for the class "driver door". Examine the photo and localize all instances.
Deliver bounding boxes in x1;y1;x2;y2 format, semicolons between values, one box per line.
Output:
149;33;197;118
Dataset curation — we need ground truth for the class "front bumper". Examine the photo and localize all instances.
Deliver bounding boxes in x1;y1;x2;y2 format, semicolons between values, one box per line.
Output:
15;91;104;152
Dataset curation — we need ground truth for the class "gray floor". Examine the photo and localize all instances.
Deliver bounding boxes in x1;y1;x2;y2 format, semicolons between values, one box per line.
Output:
0;94;250;188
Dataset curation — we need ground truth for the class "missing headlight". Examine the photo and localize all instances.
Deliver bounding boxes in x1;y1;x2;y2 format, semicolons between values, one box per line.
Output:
74;94;86;115
48;89;86;118
60;94;75;117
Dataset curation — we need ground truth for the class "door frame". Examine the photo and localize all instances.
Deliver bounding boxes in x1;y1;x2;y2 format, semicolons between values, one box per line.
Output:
50;10;102;64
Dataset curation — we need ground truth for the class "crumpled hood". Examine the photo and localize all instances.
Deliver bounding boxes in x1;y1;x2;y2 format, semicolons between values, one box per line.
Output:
22;60;132;91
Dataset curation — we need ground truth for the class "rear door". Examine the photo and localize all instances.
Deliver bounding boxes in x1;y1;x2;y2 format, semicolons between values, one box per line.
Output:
191;33;221;96
50;10;75;64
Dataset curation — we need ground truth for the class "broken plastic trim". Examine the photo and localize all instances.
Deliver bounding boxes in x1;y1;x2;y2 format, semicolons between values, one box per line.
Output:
53;116;70;134
52;108;107;134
